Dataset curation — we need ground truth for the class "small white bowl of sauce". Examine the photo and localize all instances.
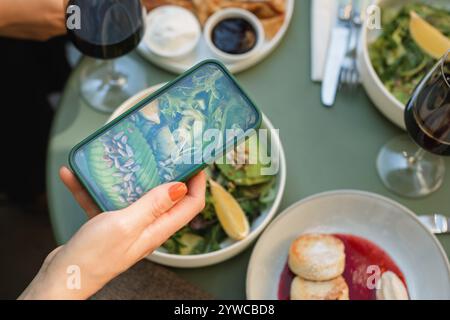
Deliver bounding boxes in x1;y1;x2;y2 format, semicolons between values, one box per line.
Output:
204;8;265;63
144;5;201;59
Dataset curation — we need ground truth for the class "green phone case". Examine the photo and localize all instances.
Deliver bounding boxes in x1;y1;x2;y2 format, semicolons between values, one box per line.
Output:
69;60;262;212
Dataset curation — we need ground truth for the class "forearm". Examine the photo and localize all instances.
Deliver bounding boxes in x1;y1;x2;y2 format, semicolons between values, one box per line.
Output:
18;246;104;300
0;0;24;29
19;271;93;300
0;0;67;41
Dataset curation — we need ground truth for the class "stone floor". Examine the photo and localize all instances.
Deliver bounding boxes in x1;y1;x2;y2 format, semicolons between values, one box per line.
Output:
0;202;56;299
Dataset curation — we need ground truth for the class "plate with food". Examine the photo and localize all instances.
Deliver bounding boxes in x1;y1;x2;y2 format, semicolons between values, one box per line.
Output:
108;83;286;268
246;190;450;300
358;0;450;129
138;0;294;74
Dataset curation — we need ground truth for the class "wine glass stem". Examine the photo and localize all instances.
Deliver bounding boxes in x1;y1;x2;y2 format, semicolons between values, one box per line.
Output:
406;148;426;168
107;60;127;88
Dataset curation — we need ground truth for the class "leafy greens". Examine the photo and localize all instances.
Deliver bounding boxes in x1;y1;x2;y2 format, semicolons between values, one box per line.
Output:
369;3;450;104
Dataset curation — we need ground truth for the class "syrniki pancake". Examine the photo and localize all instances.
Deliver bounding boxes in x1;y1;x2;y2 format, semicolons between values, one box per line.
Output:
290;276;349;300
288;234;345;281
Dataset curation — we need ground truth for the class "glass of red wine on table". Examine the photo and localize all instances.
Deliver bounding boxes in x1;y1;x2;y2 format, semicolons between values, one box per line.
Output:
377;50;450;198
66;0;147;113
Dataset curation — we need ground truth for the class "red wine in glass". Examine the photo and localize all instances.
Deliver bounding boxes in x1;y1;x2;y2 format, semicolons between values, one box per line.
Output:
404;63;450;156
67;0;144;59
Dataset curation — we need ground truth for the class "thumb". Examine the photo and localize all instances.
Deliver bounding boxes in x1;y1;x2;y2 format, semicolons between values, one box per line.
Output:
122;182;188;228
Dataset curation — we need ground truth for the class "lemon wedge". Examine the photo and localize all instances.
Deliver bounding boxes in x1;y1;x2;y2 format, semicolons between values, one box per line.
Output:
409;11;450;60
209;179;250;241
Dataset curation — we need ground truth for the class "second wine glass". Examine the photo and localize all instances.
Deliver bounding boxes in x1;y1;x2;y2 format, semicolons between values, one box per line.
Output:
377;50;450;198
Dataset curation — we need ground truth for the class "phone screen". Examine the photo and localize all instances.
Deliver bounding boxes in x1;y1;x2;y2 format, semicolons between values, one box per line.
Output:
70;62;261;211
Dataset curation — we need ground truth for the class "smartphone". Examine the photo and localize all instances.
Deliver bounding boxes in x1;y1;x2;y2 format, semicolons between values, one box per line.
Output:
69;60;262;212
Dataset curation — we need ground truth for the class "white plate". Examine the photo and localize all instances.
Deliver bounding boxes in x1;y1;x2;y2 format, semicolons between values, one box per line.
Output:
137;0;295;74
108;84;287;268
246;190;450;299
358;0;450;129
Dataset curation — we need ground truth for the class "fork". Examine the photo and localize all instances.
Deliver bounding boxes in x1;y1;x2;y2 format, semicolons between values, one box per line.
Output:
340;53;358;89
418;214;450;234
340;3;363;89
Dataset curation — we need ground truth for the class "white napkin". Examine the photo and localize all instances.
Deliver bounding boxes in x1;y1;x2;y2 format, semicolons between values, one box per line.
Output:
311;0;339;82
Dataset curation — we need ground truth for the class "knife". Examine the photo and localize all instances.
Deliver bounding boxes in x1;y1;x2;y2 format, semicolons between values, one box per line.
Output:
321;0;353;107
418;214;449;234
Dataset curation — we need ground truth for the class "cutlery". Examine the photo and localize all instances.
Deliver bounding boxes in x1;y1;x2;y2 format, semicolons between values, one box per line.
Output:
340;1;363;89
340;52;358;88
418;214;449;234
321;0;353;107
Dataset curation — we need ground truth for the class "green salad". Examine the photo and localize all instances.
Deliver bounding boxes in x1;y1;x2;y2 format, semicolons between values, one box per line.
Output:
369;3;450;104
162;140;277;255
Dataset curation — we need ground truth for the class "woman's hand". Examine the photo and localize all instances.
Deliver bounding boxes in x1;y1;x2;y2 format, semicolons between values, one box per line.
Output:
19;167;206;300
0;0;67;41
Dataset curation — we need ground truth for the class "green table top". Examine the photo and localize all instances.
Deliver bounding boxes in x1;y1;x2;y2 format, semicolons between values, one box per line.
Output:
47;2;450;299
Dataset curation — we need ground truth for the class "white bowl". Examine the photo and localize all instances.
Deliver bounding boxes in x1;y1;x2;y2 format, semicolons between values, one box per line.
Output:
143;5;201;59
246;190;450;300
203;8;265;63
357;0;450;129
109;84;287;268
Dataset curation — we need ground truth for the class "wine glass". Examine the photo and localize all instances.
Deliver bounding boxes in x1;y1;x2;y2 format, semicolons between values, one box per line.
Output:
66;0;147;113
377;50;450;198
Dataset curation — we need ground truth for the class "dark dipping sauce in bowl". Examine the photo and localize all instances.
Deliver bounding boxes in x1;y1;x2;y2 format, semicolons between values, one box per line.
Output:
212;18;257;55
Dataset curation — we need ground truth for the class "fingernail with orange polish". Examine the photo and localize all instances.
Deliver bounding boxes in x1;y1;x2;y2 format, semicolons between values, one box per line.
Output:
169;183;187;201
